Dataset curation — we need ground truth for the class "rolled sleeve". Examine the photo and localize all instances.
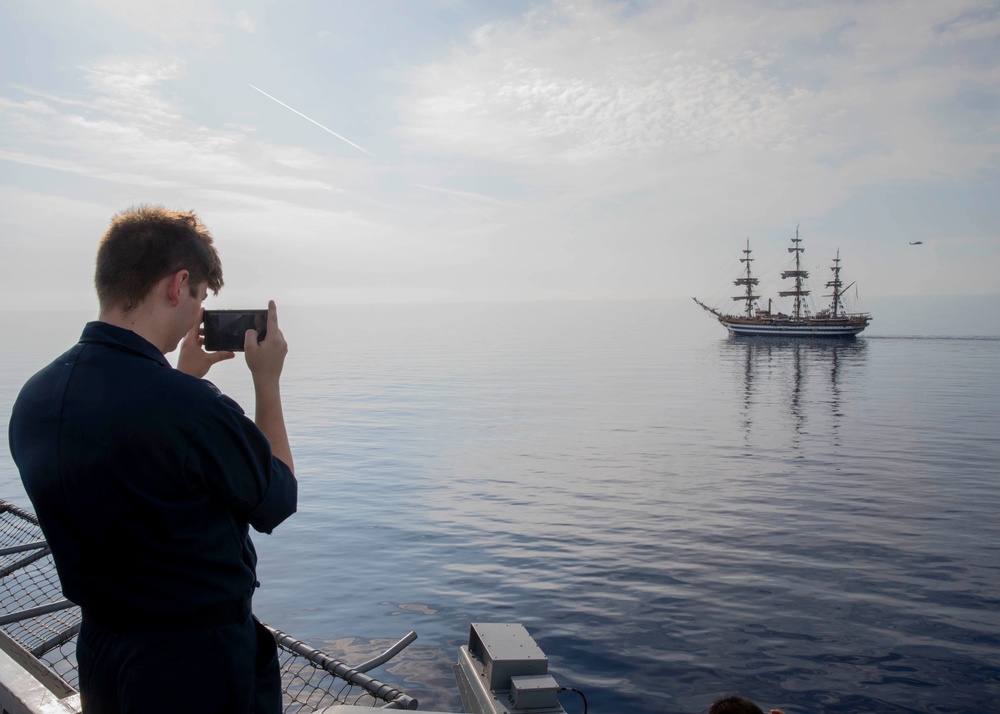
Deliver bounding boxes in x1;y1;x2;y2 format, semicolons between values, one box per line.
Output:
188;390;297;534
247;457;297;534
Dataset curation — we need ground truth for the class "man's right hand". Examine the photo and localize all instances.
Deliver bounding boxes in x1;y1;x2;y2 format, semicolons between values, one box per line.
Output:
244;300;287;384
244;300;294;473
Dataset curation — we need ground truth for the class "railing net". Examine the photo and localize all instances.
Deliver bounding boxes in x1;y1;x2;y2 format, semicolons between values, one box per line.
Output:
0;500;415;711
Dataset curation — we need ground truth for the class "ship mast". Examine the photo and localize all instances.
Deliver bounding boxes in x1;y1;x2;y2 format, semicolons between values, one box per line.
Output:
778;225;810;319
732;237;760;317
825;250;845;317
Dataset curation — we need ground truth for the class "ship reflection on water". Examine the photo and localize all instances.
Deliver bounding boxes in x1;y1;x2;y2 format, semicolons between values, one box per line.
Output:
719;335;869;448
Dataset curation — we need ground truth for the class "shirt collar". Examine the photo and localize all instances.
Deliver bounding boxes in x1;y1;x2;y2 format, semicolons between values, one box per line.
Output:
79;321;172;368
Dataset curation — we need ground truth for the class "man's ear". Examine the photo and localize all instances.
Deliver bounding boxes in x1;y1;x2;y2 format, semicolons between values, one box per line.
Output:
166;270;190;307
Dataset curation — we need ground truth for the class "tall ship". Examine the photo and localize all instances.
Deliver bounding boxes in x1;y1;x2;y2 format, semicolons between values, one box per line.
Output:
693;228;872;338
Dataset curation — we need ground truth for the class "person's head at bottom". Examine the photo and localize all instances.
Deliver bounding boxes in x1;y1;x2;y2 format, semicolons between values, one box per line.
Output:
708;694;785;714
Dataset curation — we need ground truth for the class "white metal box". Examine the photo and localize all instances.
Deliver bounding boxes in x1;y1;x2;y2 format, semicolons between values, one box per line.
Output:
510;674;560;709
468;623;549;691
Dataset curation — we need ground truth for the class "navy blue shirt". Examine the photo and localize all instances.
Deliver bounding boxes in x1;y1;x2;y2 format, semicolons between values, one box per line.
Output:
8;321;297;628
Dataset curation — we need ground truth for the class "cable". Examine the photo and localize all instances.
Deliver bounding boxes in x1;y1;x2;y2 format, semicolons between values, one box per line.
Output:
558;686;588;713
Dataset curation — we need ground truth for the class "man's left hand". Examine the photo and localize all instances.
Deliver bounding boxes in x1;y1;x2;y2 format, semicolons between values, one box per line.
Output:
177;319;235;378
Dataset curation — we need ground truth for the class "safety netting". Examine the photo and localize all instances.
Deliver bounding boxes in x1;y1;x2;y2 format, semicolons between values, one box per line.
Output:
0;500;417;711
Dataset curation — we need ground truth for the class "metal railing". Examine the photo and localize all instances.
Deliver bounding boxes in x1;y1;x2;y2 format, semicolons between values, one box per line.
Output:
0;500;417;711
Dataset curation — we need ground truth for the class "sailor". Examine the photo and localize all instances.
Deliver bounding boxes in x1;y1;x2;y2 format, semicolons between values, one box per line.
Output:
9;205;297;713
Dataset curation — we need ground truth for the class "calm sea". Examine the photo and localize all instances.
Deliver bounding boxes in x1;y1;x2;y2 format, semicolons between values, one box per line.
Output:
2;297;999;714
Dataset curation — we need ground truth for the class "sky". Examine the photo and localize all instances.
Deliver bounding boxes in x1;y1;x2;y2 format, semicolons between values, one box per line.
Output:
1;0;998;311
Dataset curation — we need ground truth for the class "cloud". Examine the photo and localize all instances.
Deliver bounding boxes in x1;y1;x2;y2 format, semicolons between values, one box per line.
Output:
76;0;254;46
76;0;224;45
0;97;59;117
0;55;352;197
399;0;1000;183
415;184;515;211
400;3;804;162
2;0;997;306
82;57;186;124
385;0;1000;301
234;11;255;34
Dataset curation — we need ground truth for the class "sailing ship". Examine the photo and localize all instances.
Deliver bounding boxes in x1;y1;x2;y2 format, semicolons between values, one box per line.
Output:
693;228;872;338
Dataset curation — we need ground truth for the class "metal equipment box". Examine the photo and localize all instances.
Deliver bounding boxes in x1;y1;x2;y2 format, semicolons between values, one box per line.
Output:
467;623;549;691
455;623;567;714
510;674;560;709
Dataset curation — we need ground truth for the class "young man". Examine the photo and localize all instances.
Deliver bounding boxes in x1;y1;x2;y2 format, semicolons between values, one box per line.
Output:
9;206;297;713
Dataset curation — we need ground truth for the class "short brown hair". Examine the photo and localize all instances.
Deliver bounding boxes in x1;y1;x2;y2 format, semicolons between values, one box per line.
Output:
708;696;765;714
95;205;224;311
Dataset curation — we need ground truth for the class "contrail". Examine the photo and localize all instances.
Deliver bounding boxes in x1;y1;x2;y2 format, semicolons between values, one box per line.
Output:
248;84;374;158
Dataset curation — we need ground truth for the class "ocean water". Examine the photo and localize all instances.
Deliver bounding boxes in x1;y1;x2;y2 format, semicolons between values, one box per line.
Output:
1;297;999;714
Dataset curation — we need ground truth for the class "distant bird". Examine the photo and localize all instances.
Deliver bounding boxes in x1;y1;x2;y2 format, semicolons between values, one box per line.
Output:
909;241;923;245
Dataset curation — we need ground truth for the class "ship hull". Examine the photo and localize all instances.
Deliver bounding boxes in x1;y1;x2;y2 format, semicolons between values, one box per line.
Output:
719;316;869;338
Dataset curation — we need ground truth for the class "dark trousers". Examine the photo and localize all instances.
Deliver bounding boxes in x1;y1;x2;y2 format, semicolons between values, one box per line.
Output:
77;615;280;714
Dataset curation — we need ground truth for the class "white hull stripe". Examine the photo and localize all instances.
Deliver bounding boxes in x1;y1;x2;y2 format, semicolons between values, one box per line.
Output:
721;321;866;336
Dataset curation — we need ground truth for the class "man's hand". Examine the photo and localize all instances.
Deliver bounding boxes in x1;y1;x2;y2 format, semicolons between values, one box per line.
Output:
177;314;235;378
244;300;287;382
245;300;293;473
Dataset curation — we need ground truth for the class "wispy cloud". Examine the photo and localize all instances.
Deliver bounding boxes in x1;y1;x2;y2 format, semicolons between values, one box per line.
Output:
77;0;250;46
414;183;516;216
401;3;797;162
399;0;1000;182
1;0;997;306
0;56;350;197
234;11;255;34
82;57;186;124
